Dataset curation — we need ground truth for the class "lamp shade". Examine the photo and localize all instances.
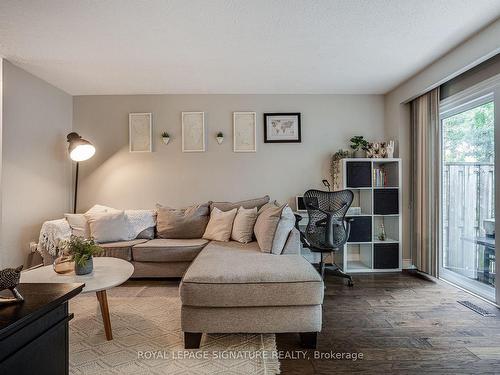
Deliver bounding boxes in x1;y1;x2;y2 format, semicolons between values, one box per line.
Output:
67;132;95;161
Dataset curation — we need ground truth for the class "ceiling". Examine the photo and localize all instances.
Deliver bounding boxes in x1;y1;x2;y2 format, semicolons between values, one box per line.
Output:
0;0;499;95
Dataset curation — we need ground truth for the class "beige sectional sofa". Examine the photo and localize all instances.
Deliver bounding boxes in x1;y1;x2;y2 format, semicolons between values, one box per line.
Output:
43;197;324;348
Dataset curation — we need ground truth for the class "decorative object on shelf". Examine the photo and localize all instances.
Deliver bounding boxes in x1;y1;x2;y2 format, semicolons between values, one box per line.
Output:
63;236;102;275
330;149;349;190
129;113;152;152
378;223;386;241
373;166;387;187
67;132;96;213
53;251;74;274
0;265;24;304
233;112;257;152
263;113;301;143
350;136;369;158
161;131;170;145
386;140;395;158
216;131;224;144
182;112;205;152
366;142;387;158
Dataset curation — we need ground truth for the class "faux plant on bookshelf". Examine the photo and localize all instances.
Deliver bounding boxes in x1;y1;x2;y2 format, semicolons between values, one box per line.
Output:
330;149;349;190
349;136;369;158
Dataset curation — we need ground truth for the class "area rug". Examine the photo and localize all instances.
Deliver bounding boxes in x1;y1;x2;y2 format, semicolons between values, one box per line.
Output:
69;284;280;375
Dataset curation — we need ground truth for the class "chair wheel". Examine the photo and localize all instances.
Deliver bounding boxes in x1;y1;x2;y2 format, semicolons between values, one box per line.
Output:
347;279;354;287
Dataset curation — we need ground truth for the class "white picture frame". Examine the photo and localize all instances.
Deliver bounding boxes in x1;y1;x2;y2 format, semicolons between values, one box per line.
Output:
182;112;205;152
129;113;152;152
233;112;257;153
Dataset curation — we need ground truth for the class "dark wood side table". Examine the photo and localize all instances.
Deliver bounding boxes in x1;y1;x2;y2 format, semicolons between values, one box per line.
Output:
0;283;84;375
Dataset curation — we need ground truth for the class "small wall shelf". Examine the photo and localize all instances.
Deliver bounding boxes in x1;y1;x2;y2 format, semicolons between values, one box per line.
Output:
340;158;402;273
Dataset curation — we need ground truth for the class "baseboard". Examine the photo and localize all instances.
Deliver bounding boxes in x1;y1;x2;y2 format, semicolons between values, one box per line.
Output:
403;258;415;269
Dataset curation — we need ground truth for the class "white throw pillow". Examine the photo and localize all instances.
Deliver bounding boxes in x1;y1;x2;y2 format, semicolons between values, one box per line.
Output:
86;204;121;215
231;206;258;243
64;213;90;238
84;211;129;243
203;207;237;242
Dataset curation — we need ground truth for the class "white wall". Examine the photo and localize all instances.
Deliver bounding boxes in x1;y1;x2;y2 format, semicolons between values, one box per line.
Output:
73;94;384;211
384;19;500;262
1;60;73;268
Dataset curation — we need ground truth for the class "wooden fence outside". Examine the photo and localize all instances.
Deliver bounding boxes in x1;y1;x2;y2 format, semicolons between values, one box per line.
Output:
442;162;494;277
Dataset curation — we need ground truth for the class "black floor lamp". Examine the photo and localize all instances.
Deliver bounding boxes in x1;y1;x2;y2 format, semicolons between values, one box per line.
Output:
67;132;95;213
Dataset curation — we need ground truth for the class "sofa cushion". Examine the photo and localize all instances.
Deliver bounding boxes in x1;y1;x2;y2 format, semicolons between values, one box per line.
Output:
231;206;258;243
210;195;270;212
180;241;323;307
132;238;209;262
99;239;148;261
156;203;210;239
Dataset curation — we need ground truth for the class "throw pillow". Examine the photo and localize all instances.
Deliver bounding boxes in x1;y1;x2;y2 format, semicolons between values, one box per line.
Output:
271;205;296;255
254;203;296;254
254;204;286;253
203;207;237;241
84;211;129;243
231;206;258;243
125;209;156;239
64;213;90;238
210;195;270;212
156;202;210;239
86;204;121;214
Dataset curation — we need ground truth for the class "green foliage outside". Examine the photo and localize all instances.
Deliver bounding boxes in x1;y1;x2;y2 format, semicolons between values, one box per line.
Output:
442;101;494;163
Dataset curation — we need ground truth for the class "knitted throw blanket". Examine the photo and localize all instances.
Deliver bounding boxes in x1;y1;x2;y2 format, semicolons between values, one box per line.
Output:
38;219;72;257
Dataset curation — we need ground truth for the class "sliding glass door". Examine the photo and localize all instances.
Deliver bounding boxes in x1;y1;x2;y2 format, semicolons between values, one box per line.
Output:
440;86;497;302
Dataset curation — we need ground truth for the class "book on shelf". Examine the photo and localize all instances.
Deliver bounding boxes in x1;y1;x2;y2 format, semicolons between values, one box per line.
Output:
373;167;387;187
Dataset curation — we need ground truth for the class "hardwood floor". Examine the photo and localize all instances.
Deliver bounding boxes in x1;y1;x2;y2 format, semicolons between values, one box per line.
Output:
277;272;500;374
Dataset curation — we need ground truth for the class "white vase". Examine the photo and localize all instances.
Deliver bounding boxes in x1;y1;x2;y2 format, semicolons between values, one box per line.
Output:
353;149;365;158
162;137;170;145
216;136;224;144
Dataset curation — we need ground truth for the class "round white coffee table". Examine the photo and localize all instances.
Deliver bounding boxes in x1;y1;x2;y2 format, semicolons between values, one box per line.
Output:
21;257;134;340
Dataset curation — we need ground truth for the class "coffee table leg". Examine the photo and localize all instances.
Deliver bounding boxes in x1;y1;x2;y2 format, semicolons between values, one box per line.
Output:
96;290;113;340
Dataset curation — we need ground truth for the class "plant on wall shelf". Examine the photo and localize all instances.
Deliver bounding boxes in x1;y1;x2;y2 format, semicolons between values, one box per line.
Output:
350;135;369;157
330;149;349;190
216;131;224;144
161;131;170;145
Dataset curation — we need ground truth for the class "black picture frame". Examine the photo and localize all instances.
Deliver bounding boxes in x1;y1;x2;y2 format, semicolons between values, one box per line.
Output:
263;113;301;143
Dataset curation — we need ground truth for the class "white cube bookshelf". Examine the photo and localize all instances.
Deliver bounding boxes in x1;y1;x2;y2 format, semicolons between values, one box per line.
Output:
339;158;402;273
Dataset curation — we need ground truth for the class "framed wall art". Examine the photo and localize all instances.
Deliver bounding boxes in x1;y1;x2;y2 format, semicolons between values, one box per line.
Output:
263;113;301;143
182;112;205;152
233;112;257;152
129;112;152;152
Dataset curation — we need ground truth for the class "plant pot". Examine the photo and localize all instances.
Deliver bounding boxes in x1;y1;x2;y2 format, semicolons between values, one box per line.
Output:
75;256;93;275
216;136;224;144
162;137;170;145
353;149;366;158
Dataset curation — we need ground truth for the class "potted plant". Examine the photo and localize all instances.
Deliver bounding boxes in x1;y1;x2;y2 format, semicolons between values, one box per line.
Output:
64;236;102;275
216;131;224;144
161;131;170;145
350;136;369;158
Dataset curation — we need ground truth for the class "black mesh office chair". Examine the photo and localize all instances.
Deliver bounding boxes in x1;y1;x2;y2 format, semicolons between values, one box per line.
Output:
298;189;354;286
